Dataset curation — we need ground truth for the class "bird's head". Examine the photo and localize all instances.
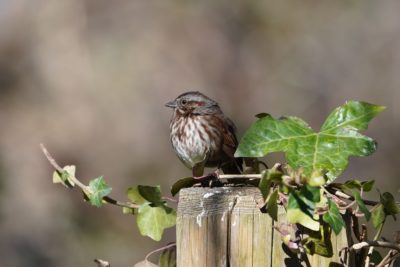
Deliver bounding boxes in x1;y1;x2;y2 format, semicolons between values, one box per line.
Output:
165;91;218;115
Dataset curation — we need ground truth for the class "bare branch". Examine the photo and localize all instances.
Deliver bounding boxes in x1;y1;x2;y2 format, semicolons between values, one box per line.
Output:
327;186;379;206
377;250;399;267
350;241;400;253
162;196;178;203
145;243;176;262
218;174;262;179
40;143;63;171
40;143;140;209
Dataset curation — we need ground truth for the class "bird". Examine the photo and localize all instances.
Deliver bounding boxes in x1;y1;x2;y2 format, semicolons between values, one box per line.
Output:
165;91;243;178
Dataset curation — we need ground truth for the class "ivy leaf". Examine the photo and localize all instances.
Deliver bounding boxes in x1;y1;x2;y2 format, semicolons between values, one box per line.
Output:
302;236;332;257
259;170;272;201
158;244;176;267
301;224;333;257
266;189;279;221
235;101;384;181
127;187;149;205
136;205;176;241
138;185;163;205
171;177;198;196
287;185;321;231
53;165;76;188
259;166;283;201
341;180;375;192
308;170;327;187
322;199;345;235
371;204;385;228
352;190;371;221
380;192;400;215
361;180;375;192
371;191;400;229
342;180;363;190
87;176;112;208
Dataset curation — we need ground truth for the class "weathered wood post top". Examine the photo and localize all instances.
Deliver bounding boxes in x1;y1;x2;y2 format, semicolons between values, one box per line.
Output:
177;187;270;267
176;187;347;267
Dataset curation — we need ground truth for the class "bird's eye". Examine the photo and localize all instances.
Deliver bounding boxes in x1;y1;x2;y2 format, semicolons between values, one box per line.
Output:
180;99;187;105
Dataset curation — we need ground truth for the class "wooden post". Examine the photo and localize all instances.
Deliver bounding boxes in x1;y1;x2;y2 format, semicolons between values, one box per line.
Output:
176;187;349;267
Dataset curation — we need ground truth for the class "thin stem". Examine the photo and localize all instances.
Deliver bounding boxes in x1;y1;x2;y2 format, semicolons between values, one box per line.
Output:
218;174;262;179
373;219;385;241
351;240;400;253
145;243;176;262
40;143;140;209
162;196;178;203
364;219;386;267
377;250;399;267
40;143;89;191
102;196;140;209
326;186;379;206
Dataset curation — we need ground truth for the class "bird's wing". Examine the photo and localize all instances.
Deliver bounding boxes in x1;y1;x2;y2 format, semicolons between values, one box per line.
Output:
217;115;239;157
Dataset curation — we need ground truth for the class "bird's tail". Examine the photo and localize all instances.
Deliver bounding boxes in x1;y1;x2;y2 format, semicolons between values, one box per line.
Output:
221;157;243;174
221;157;260;175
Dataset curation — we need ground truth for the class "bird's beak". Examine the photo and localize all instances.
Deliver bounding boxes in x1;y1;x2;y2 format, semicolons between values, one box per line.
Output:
165;100;177;108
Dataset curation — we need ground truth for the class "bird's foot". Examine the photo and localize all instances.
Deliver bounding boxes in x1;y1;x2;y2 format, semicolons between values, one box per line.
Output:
193;171;222;187
192;169;220;180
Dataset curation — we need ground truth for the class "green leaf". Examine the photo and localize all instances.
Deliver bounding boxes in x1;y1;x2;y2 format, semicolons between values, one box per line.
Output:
87;176;112;208
136;205;176;241
302;236;332;257
255;113;270;118
308;170;327;187
128;185;173;214
322;199;345;235
301;224;333;257
259;167;282;201
138;185;163;205
370;191;400;229
258;164;283;200
53;165;76;188
352;190;371;221
371;204;385;228
361;180;375;192
259;170;272;201
381;192;400;215
340;179;375;192
235;101;385;181
127;187;149;205
342;180;363;190
266;189;279;221
287;186;321;231
171;177;198;196
158;244;176;267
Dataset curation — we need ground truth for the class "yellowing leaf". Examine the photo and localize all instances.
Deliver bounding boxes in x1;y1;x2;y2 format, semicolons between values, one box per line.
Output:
53;165;76;188
127;187;148;205
136;205;176;241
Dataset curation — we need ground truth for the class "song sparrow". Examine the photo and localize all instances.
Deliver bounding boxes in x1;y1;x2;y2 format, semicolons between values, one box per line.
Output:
166;91;242;177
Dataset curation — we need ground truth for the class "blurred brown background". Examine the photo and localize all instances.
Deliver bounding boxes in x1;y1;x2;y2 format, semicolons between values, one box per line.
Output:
0;0;399;266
